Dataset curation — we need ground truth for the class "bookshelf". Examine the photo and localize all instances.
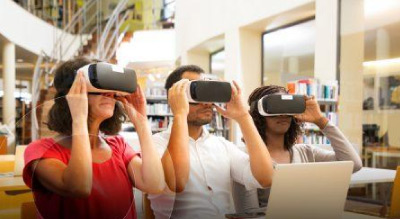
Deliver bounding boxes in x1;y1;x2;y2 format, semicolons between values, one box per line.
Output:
145;87;171;133
287;79;339;145
0;98;32;145
206;111;230;139
144;86;230;139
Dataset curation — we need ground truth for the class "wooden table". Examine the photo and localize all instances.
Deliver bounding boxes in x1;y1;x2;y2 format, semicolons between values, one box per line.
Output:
350;167;396;185
0;176;30;193
0;176;32;219
351;167;397;200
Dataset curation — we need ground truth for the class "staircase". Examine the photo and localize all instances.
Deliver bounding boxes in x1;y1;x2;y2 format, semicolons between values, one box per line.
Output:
31;0;133;140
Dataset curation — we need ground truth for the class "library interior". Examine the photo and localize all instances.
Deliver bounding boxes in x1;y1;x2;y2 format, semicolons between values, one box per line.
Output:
0;0;400;219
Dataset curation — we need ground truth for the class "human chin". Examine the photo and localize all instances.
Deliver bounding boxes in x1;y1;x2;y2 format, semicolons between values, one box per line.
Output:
93;106;114;119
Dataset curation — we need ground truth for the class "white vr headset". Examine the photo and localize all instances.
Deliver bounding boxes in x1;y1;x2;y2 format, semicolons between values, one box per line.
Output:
257;94;305;116
186;80;232;103
78;62;137;96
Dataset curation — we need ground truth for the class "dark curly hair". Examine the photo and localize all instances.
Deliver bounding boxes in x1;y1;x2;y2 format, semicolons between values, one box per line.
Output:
248;85;302;150
46;57;126;136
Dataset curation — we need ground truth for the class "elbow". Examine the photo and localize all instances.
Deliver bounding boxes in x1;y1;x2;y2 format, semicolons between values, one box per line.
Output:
174;184;186;193
258;177;272;188
69;186;92;198
67;183;92;198
166;177;187;193
353;159;363;173
175;176;189;193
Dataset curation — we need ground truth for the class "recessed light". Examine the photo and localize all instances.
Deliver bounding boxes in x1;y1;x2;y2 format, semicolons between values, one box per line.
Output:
17;59;24;63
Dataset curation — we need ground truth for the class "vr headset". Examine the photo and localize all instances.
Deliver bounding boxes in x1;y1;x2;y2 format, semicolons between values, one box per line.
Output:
78;63;137;96
186;80;232;103
257;94;305;116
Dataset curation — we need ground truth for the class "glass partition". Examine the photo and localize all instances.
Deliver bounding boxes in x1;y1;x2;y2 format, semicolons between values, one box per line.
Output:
262;18;315;86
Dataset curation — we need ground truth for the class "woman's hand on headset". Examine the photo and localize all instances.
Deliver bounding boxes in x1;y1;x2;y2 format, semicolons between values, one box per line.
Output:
117;85;147;124
66;71;88;123
294;95;329;129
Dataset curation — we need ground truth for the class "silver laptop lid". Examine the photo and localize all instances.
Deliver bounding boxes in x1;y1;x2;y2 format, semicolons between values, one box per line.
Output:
265;161;354;219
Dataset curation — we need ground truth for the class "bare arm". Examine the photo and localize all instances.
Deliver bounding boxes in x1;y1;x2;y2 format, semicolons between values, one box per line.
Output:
237;114;274;187
119;86;165;194
161;79;190;192
32;71;93;197
215;81;274;187
161;114;189;192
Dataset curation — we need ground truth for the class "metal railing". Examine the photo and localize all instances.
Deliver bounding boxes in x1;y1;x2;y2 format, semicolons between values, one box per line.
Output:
30;0;133;140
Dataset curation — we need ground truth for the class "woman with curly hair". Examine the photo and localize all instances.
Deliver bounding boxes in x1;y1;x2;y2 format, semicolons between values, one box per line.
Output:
233;85;362;212
23;58;165;219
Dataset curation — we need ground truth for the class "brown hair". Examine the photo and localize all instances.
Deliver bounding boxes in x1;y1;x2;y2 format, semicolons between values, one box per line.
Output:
248;85;302;150
46;57;126;136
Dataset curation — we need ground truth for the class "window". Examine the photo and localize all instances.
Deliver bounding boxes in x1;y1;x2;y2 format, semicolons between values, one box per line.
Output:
262;18;316;86
210;49;225;80
340;0;400;168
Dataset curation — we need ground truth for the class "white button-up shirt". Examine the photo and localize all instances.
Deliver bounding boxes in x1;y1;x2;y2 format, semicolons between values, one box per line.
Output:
148;126;262;219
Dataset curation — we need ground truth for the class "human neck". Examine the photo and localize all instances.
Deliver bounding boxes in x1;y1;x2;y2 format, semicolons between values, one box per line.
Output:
188;124;203;140
265;132;286;152
88;119;102;149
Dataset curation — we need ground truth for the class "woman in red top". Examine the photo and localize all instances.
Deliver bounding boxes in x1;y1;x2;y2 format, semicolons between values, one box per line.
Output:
23;58;165;219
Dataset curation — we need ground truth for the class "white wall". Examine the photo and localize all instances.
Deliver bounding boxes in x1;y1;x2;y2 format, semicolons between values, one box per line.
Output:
175;0;313;58
0;0;84;60
175;0;314;143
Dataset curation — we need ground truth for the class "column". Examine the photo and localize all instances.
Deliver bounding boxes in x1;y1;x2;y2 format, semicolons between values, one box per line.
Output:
338;0;364;153
2;39;16;153
225;28;262;144
314;0;339;81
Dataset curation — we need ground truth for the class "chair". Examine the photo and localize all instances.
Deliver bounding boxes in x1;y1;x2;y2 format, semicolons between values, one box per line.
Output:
21;202;37;219
0;155;15;173
13;145;27;176
345;166;400;218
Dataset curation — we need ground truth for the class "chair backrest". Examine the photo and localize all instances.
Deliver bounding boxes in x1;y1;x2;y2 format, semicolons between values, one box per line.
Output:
13;145;27;176
389;166;400;219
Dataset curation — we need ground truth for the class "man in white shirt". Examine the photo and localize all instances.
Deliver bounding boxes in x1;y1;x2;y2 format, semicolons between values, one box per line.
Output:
147;65;274;219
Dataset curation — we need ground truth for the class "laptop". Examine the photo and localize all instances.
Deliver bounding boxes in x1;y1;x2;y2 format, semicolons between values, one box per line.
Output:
265;161;354;219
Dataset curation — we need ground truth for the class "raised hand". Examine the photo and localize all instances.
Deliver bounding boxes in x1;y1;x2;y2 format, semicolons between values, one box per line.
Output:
116;86;147;124
294;95;329;129
214;80;249;122
168;79;190;117
66;71;88;123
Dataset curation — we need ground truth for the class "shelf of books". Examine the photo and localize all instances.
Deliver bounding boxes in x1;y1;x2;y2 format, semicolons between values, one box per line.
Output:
145;86;171;133
206;110;230;139
287;79;339;146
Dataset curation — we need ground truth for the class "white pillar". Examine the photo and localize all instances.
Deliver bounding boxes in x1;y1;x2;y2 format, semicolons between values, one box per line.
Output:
338;0;364;153
376;28;390;60
225;28;262;144
2;39;16;153
314;0;339;82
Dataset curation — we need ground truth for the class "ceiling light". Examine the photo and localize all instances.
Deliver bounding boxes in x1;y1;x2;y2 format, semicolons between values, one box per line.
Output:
363;57;400;67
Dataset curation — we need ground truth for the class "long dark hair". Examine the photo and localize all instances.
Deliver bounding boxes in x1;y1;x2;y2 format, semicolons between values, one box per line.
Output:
46;57;126;136
248;85;302;150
